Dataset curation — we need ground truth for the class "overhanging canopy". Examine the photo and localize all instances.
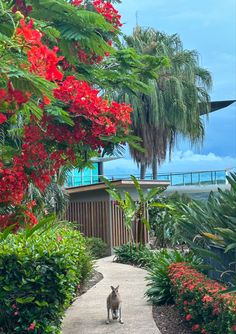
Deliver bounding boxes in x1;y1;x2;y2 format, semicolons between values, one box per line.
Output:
200;100;236;116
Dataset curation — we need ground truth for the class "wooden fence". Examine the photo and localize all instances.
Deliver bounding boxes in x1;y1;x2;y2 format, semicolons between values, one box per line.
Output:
64;200;149;251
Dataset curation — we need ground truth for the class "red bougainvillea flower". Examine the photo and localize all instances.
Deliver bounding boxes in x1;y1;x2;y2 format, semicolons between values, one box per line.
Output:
71;0;83;6
192;324;200;331
0;113;7;124
231;325;236;332
16;19;42;45
0;83;31;117
185;314;192;321
16;19;64;82
93;0;122;29
27;44;64;81
27;323;36;331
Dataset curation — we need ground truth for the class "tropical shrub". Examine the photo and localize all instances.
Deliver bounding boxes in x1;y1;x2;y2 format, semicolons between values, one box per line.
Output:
149;192;192;248
169;262;236;333
85;237;110;258
176;173;236;284
145;250;202;305
103;175;167;244
114;243;202;305
114;243;157;269
0;225;92;334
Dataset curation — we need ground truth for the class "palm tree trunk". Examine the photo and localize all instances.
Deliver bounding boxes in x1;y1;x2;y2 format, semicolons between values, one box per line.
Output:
152;156;158;180
140;163;146;180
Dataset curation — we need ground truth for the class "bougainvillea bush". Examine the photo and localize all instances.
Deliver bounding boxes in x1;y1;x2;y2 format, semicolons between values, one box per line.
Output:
0;224;92;333
169;262;236;334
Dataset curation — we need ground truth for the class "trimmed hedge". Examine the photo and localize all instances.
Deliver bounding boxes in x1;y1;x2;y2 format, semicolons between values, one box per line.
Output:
169;262;236;333
0;226;93;334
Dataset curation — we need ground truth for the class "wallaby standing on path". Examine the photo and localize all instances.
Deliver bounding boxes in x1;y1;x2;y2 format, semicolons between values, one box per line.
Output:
106;286;124;324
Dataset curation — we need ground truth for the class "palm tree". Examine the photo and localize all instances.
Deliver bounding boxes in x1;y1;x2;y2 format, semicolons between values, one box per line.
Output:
119;27;212;179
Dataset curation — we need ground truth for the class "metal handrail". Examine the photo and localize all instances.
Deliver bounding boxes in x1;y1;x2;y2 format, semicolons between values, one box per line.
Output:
65;168;232;188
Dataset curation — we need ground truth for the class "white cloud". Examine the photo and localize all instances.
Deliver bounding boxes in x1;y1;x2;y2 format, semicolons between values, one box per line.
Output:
104;150;236;177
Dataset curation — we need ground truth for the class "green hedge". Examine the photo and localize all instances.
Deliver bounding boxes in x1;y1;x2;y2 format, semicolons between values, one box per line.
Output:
85;237;110;259
0;226;93;334
169;262;236;333
114;243;157;268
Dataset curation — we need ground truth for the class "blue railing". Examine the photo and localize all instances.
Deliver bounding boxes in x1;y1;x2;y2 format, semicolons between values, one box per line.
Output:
65;168;235;188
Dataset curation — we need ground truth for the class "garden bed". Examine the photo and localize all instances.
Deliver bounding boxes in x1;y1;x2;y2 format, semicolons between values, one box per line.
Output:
153;305;192;334
78;270;103;296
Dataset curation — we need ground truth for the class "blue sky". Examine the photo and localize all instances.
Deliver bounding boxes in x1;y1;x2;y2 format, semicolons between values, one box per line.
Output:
105;0;236;176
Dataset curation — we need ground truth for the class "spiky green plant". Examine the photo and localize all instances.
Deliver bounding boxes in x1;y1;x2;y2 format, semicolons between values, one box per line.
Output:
174;173;236;287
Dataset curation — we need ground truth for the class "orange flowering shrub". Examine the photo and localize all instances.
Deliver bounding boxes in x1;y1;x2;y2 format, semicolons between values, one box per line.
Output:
168;262;236;334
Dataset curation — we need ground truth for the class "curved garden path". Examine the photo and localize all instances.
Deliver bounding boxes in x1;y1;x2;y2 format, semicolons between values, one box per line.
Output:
62;256;161;334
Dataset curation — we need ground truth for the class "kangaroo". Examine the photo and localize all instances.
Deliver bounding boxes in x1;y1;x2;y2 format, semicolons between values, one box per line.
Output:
106;285;124;324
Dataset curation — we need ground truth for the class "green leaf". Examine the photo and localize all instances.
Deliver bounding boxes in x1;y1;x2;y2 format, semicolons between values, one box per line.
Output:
45;106;74;126
0;224;16;242
25;214;56;239
225;243;236;253
16;296;35;304
130;175;144;201
35;300;49;307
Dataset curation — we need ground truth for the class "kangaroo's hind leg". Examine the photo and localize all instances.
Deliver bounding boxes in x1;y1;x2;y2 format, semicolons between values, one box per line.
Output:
119;306;124;324
106;307;110;324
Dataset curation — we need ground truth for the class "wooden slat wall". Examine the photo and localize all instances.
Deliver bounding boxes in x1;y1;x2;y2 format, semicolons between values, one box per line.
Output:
111;201;149;247
65;200;149;249
65;201;111;246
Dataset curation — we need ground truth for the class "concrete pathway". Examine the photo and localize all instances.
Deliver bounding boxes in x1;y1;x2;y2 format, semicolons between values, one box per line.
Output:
62;256;161;334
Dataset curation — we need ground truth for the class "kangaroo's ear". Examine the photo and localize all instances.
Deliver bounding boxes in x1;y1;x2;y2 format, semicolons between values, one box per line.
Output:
115;285;119;291
111;286;115;291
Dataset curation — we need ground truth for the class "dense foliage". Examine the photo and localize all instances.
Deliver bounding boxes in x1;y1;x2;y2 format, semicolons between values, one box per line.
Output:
0;224;92;333
0;0;166;230
114;243;202;305
149;192;192;248
85;236;110;258
114;243;158;268
175;173;236;284
169;262;236;333
145;250;202;305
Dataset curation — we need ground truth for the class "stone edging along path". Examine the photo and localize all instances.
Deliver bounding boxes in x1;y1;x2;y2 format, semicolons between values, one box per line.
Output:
62;256;161;334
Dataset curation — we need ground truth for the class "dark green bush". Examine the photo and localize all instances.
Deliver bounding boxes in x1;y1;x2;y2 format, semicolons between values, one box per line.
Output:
0;226;93;334
114;243;157;269
85;237;110;259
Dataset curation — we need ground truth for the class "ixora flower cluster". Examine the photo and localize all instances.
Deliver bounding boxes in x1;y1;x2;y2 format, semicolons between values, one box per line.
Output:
0;10;131;229
168;262;236;334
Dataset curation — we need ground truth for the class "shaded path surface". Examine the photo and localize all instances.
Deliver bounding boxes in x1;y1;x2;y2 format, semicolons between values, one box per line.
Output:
62;256;161;334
